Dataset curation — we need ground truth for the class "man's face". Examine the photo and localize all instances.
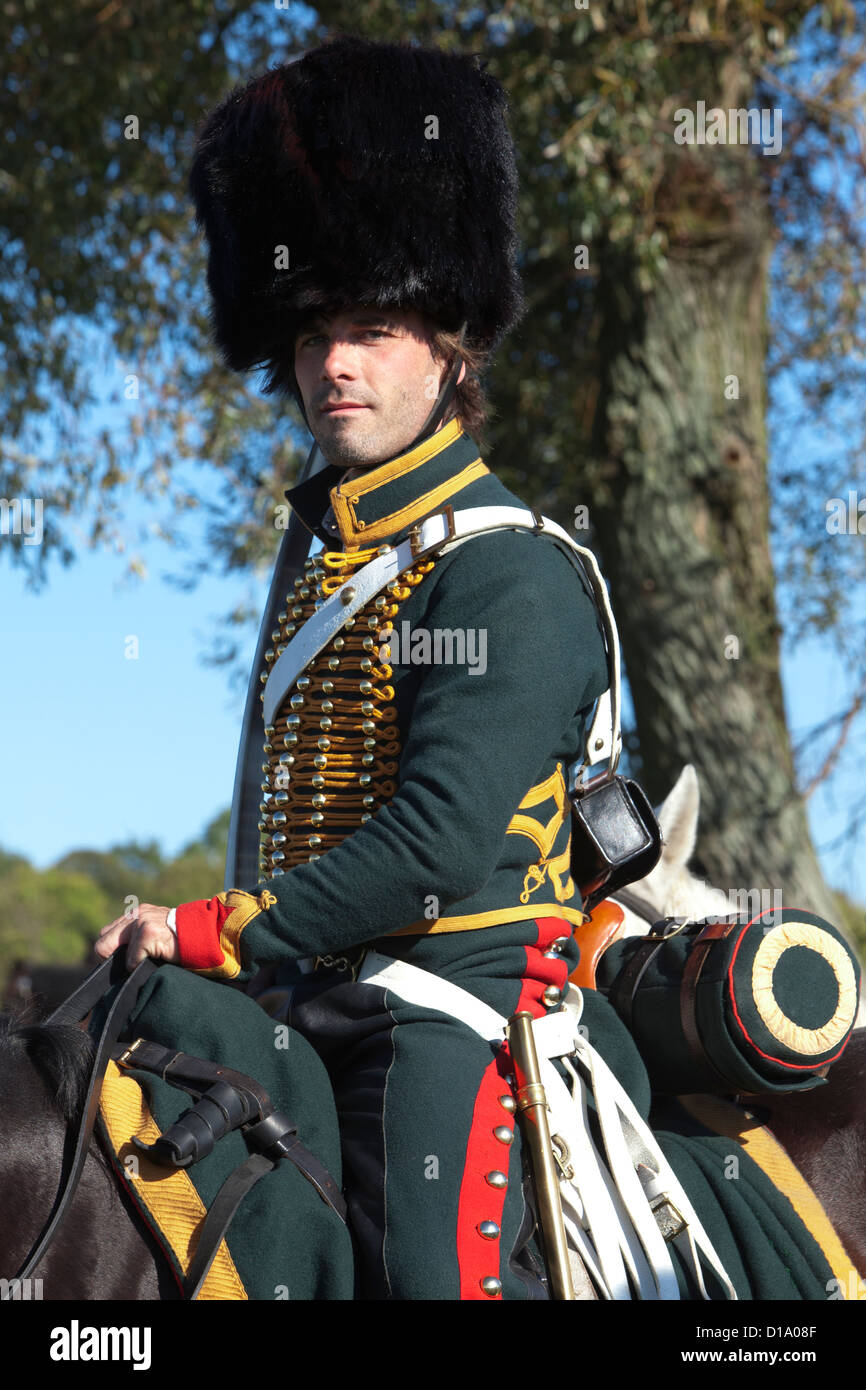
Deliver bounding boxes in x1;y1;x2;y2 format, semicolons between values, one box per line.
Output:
293;307;465;468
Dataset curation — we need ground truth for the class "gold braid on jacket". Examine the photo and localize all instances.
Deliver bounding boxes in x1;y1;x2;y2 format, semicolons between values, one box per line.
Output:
257;545;436;877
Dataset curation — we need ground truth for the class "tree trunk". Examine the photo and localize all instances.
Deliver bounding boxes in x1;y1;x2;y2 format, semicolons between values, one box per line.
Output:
588;145;839;923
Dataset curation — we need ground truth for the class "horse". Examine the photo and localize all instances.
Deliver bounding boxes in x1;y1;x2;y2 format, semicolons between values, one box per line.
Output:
0;1014;178;1299
1;766;864;1299
2;959;95;1019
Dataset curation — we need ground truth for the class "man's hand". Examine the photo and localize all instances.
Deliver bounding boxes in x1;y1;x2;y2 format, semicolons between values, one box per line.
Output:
95;904;180;970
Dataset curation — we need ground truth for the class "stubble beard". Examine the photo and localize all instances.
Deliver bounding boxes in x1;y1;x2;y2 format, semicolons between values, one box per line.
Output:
312;382;435;469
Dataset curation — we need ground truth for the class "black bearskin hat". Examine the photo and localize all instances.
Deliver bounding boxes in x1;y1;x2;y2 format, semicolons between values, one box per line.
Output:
188;35;524;394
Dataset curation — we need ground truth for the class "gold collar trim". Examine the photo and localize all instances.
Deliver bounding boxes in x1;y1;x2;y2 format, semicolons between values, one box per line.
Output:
328;418;488;546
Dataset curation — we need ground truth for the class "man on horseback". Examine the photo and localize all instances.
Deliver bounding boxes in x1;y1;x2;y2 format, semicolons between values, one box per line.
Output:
95;34;861;1301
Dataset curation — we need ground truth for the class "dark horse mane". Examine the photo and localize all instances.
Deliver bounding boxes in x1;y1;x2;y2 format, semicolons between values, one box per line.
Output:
0;1010;95;1127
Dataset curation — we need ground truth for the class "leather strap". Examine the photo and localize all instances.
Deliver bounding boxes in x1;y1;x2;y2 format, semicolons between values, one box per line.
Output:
183;1153;277;1300
114;1038;271;1110
113;1038;347;1222
680;919;741;1090
609;919;686;1032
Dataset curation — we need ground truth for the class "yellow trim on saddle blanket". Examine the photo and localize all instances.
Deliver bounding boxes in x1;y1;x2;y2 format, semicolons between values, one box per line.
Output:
680;1093;864;1299
99;1059;248;1300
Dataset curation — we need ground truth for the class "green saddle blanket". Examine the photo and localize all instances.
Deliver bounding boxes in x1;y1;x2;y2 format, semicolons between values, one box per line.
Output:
93;964;354;1301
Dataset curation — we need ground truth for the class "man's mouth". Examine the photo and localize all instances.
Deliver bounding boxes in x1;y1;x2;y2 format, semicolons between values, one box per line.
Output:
320;402;368;413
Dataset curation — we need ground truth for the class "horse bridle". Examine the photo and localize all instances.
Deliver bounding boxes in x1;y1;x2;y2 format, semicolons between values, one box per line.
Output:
4;951;347;1300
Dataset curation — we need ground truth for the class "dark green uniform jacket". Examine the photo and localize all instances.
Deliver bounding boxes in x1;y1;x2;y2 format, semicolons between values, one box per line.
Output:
174;414;608;993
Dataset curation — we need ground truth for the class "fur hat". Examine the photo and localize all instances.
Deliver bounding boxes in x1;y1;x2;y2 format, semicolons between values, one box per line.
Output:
188;35;524;393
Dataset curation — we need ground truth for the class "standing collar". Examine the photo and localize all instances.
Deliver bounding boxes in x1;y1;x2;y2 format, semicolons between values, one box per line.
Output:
284;417;489;548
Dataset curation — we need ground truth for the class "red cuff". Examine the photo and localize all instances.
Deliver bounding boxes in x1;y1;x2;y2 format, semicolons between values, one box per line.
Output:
175;896;233;971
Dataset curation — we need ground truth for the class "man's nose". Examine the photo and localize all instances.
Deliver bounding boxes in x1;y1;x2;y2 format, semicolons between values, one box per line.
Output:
319;338;359;379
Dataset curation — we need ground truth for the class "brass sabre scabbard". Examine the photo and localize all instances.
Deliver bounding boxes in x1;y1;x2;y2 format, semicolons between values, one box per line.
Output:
508;1010;576;1301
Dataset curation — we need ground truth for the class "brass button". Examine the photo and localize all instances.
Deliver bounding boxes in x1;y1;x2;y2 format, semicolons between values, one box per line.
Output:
480;1277;502;1297
477;1221;500;1241
493;1126;513;1146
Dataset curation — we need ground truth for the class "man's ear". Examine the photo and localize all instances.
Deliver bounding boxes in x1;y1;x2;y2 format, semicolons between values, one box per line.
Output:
441;358;466;388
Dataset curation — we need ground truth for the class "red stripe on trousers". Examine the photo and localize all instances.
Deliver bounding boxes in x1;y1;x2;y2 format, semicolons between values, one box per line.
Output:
455;917;571;1299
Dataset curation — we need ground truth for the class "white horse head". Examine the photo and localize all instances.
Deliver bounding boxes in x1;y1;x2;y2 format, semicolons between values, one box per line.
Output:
611;764;729;936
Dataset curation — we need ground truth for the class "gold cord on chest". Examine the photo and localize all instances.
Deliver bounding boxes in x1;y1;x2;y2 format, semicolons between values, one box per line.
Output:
256;545;436;876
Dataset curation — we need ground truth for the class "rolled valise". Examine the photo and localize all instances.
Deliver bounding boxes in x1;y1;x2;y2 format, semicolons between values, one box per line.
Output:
597;907;861;1096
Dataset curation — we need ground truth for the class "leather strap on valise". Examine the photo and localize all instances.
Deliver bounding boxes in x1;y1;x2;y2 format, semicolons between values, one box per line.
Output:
679;918;742;1091
609;919;685;1032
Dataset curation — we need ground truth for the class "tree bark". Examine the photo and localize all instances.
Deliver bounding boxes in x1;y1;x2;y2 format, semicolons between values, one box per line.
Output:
588;144;839;922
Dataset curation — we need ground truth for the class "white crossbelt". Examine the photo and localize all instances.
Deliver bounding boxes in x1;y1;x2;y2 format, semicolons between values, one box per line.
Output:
358;949;737;1302
263;504;620;774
